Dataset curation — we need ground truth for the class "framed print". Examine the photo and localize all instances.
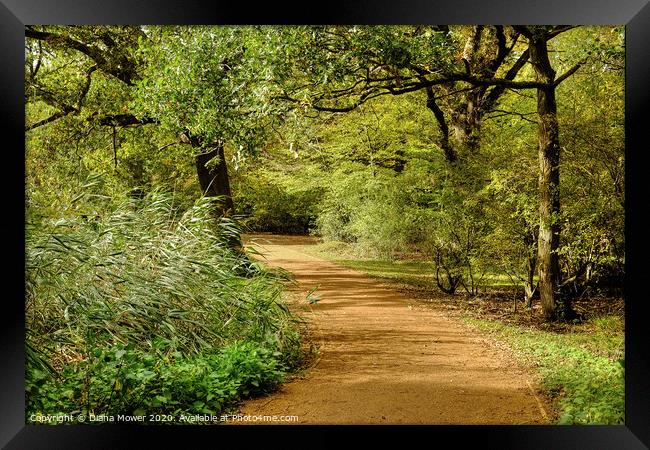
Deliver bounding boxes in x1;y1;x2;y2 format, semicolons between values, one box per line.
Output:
2;0;649;448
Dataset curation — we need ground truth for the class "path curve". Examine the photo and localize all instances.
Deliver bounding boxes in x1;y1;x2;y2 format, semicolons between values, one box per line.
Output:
236;234;547;424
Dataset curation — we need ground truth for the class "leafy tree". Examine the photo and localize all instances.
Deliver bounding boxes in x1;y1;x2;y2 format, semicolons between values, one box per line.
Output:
26;24;624;324
556;27;625;298
271;26;582;162
133;26;287;216
25;25;172;203
269;25;621;321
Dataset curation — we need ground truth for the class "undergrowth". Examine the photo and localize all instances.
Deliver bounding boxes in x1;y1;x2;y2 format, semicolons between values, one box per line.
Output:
26;182;302;422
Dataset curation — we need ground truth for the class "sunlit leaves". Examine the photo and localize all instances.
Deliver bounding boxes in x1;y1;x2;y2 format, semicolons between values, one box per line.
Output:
133;26;284;152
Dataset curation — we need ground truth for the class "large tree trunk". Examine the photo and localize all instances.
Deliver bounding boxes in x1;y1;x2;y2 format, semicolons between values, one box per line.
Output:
194;141;243;251
194;141;235;217
424;26;526;163
528;34;575;321
452;89;483;153
182;131;240;248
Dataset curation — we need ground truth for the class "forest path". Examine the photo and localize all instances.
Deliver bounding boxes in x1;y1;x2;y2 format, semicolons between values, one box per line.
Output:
235;234;548;424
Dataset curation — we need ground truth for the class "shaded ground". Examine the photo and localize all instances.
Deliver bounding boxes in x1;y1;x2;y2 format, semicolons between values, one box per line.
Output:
380;285;624;333
234;234;550;424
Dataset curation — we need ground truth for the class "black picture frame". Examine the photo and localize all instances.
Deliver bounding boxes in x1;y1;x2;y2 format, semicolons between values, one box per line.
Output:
2;1;648;448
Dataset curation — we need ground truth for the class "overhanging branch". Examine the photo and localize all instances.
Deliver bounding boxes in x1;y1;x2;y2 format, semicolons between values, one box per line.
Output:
25;65;97;132
25;27;138;86
554;61;585;86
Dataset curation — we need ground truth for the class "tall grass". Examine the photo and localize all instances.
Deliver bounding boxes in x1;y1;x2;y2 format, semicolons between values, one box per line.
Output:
26;185;301;419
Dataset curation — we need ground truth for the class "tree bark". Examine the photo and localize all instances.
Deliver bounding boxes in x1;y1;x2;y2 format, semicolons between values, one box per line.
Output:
451;88;483;153
422;27;528;162
425;86;457;162
528;33;575;321
524;273;538;307
195;142;235;216
522;239;537;307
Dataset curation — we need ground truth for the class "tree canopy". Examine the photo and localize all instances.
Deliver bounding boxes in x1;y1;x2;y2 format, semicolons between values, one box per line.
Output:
25;24;624;320
24;23;625;427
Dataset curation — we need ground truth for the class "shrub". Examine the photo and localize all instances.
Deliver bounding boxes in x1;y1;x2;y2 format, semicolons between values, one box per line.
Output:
27;340;287;418
25;184;302;420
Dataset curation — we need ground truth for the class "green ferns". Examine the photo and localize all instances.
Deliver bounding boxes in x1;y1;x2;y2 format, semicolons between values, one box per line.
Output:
26;188;301;420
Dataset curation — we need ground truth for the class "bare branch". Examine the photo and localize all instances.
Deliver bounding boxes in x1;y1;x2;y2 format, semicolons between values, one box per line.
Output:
486;109;537;124
25;65;97;131
554;61;585;86
25;110;72;131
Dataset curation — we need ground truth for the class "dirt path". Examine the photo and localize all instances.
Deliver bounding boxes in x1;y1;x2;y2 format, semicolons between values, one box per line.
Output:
236;234;548;425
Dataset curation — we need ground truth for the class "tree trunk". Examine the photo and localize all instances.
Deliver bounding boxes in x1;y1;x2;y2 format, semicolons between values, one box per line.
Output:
524;279;537;307
528;35;575;321
453;89;483;153
195;142;235;216
523;226;538;307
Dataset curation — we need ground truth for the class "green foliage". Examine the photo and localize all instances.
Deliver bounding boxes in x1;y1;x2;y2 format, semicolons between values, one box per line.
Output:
25;27;200;212
25;24;626;422
465;317;624;424
27;25;624;301
315;162;425;257
26;182;302;419
27;340;286;419
308;148;490;294
134;26;283;152
273;26;459;111
556;36;625;296
232;165;322;234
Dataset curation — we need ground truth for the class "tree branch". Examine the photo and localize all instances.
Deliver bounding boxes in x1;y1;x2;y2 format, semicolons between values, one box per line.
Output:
554;60;585;86
95;114;158;127
425;86;456;162
25;65;97;131
25;110;72;131
512;26;532;38
547;25;577;40
25;28;138;85
486;25;509;75
483;49;530;111
486;109;537;124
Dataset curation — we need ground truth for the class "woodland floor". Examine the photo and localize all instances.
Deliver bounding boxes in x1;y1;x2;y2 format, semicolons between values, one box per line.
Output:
233;234;551;425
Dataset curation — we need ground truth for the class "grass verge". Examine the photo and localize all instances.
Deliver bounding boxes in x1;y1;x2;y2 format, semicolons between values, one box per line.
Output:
463;317;624;424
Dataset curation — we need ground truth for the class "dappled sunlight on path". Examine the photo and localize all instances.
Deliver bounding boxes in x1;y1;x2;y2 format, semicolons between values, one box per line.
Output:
236;234;548;424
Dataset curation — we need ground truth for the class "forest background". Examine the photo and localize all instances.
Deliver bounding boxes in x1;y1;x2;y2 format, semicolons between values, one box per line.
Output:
24;25;624;424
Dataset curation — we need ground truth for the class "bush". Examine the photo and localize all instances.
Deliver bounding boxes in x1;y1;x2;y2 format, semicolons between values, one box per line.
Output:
233;166;322;234
27;340;287;419
315;162;440;258
26;184;302;420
